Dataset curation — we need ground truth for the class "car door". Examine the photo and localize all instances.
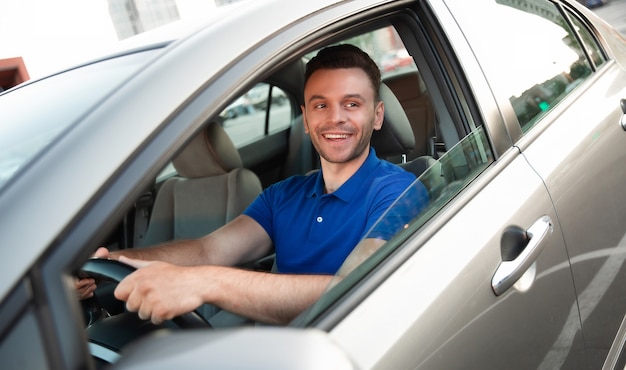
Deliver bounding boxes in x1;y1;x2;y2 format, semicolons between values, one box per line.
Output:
446;0;626;368
300;1;587;369
477;2;626;368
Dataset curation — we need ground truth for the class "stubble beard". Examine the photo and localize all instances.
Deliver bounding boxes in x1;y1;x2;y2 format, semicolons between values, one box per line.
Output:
314;125;374;164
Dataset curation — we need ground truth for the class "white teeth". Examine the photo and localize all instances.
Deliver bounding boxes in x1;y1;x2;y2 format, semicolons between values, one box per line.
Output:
324;134;348;139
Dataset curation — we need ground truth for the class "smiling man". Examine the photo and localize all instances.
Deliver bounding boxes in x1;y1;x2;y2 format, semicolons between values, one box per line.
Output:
78;44;424;326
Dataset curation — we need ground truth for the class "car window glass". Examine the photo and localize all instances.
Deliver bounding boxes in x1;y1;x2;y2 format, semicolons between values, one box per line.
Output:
220;83;292;147
329;126;494;283
566;9;607;68
0;49;161;192
447;0;594;133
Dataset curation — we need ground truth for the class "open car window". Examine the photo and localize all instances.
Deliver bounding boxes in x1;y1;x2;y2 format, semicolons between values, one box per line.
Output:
303;126;494;318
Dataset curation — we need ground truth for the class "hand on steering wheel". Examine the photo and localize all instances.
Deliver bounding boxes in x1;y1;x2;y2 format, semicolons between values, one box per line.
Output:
80;258;210;328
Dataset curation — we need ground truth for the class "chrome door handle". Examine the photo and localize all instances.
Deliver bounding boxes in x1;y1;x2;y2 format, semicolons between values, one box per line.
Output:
619;99;626;131
491;216;553;296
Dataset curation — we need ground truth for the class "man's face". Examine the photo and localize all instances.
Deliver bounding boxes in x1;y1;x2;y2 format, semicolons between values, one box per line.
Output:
301;68;384;165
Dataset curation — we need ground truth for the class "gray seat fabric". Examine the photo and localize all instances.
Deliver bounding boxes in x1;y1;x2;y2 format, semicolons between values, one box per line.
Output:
370;82;416;158
138;120;262;247
371;82;435;178
383;71;436;161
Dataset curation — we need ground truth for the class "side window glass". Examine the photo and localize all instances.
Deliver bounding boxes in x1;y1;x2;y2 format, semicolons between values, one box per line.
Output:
450;0;595;133
566;10;607;69
220;83;292;147
335;127;494;279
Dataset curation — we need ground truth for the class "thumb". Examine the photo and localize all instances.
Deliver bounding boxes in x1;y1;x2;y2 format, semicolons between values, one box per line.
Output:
93;247;110;259
118;255;152;269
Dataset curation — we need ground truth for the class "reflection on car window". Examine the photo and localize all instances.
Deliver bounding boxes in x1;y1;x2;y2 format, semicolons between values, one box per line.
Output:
220;83;292;147
566;9;607;69
450;0;599;133
320;127;493;295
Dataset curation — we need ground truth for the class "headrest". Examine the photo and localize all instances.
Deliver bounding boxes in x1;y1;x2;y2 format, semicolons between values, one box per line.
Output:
173;120;243;178
370;82;415;158
383;71;427;99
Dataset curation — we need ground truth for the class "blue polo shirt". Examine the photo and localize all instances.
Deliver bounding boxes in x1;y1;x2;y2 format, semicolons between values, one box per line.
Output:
244;147;427;274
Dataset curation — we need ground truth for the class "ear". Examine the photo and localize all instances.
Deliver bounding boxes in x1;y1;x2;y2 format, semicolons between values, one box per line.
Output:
301;105;310;134
373;101;384;131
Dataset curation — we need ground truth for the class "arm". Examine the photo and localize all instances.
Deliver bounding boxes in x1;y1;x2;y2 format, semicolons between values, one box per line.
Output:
104;214;331;324
108;215;273;267
115;258;332;325
76;215;272;299
335;237;386;278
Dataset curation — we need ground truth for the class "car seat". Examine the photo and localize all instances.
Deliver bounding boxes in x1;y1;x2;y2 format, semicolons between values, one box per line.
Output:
137;120;263;247
383;71;437;161
371;82;437;177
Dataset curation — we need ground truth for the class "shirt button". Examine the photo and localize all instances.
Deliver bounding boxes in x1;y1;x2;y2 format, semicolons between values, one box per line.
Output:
317;216;323;223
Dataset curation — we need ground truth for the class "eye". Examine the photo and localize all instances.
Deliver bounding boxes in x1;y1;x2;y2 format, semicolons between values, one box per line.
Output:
345;102;359;108
314;103;327;109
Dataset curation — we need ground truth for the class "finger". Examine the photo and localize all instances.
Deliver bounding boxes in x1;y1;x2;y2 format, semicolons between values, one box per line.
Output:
74;278;97;299
75;278;95;289
77;287;95;299
93;247;110;259
137;309;150;321
118;255;151;269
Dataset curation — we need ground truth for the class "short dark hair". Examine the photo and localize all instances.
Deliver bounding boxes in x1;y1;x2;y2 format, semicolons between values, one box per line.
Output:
304;44;381;101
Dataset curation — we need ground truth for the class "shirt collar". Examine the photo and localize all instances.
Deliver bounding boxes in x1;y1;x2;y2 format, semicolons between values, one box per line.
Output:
310;147;380;202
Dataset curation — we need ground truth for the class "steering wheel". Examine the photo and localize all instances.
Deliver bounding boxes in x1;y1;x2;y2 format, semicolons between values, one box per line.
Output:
80;258;210;364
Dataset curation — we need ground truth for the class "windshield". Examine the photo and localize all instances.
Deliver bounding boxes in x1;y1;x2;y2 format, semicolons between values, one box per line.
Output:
0;48;162;192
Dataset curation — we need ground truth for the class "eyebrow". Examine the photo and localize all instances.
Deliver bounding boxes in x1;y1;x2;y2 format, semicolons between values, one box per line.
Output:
307;93;367;104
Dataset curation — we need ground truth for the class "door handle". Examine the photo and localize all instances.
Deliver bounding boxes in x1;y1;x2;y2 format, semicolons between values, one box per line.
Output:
491;216;553;296
619;99;626;131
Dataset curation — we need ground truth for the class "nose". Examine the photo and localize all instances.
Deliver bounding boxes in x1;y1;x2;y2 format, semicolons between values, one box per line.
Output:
328;103;346;125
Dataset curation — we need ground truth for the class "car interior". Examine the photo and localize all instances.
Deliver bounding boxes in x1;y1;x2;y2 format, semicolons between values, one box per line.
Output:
82;19;496;367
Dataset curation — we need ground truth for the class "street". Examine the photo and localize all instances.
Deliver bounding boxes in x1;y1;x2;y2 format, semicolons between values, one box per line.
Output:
593;0;626;35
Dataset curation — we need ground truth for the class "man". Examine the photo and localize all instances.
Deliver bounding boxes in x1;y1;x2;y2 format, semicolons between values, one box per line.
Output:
77;44;425;325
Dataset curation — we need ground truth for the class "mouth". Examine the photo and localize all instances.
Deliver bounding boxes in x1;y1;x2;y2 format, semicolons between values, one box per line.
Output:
322;133;350;140
323;133;350;140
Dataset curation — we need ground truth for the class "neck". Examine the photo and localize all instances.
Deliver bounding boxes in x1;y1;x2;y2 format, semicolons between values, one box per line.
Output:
320;148;370;194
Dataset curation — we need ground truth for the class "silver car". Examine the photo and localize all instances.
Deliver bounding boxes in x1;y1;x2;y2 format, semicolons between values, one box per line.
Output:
2;0;626;369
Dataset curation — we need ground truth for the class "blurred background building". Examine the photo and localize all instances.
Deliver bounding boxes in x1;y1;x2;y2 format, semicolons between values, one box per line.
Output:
0;0;246;87
0;57;29;92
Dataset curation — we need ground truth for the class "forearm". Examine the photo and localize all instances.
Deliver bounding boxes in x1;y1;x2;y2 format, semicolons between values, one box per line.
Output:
110;239;211;266
108;215;272;267
205;266;333;325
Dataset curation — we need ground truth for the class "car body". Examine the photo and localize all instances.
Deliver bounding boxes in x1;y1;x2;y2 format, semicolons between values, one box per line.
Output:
578;0;607;8
2;0;626;369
